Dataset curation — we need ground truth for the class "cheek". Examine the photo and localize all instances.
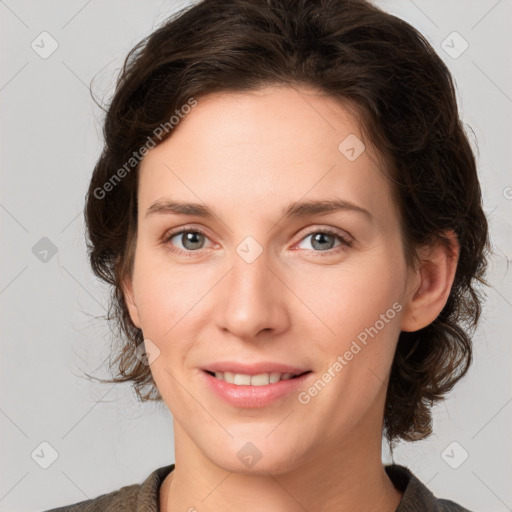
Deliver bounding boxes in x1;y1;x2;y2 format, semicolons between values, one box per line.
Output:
131;251;188;341
298;263;404;429
130;249;210;379
294;255;404;339
131;260;194;406
136;282;174;337
298;251;406;404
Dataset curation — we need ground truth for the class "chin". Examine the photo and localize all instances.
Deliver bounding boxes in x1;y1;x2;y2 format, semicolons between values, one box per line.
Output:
203;436;306;476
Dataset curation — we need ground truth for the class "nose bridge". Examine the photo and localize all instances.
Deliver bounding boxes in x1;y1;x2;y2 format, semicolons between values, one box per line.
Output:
229;235;274;308
231;237;271;296
216;233;286;338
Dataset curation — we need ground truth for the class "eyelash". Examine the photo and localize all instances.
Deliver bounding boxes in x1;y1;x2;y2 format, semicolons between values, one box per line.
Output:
161;226;352;257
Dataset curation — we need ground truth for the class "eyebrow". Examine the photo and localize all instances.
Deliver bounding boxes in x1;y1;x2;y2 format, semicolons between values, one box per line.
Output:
145;198;372;221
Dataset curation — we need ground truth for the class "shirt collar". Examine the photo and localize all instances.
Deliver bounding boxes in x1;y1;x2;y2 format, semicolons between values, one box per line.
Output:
135;463;458;512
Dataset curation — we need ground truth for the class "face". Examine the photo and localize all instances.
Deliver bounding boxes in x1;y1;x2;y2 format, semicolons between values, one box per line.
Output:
124;85;415;474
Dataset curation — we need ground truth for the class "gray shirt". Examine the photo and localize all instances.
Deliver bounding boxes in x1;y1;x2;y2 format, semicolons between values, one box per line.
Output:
43;463;473;511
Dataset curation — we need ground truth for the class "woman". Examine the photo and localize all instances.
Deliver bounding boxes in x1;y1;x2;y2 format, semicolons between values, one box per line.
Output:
45;0;488;510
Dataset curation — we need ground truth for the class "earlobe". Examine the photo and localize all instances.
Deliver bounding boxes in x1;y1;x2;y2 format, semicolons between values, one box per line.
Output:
400;232;459;332
122;275;142;329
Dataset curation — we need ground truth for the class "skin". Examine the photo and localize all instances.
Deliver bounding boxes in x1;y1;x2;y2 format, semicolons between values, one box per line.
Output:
123;85;458;512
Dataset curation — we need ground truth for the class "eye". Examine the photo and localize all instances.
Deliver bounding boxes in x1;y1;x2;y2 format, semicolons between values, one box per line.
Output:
163;228;213;256
162;227;352;257
295;229;352;255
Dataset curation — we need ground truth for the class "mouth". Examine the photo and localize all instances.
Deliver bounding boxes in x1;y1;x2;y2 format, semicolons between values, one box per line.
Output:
204;369;312;386
201;368;314;408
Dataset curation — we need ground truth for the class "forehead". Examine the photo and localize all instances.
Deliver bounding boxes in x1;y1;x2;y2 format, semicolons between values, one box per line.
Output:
137;85;395;226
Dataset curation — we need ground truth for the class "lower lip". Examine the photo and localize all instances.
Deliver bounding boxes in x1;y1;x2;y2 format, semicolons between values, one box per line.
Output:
201;370;312;408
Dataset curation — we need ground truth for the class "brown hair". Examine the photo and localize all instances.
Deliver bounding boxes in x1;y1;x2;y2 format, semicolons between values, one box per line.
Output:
85;0;489;444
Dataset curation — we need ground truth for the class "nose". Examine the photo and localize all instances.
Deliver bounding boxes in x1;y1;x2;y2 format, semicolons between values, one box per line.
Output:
214;243;290;341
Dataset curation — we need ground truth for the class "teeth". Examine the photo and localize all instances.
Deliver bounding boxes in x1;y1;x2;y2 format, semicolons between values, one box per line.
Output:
234;373;251;385
212;371;296;385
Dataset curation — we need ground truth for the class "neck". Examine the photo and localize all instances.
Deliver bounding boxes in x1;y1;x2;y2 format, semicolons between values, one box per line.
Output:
160;423;402;512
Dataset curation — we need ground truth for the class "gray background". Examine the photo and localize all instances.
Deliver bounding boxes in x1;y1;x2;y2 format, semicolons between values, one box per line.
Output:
1;1;511;510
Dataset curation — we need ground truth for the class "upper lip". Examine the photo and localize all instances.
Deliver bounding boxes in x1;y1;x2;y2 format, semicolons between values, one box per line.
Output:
202;361;311;376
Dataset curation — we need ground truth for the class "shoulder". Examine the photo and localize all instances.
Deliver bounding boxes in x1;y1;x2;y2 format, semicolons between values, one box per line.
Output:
385;464;475;512
41;485;139;512
437;498;475;512
41;464;175;512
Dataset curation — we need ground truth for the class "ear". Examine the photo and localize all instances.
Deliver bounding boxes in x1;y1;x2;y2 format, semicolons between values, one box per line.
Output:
400;232;459;332
122;274;142;329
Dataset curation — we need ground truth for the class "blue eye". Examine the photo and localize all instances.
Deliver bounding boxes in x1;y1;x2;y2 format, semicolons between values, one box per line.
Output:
296;229;351;254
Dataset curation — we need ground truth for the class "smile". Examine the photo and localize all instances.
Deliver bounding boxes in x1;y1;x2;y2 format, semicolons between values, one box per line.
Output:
202;369;313;408
206;370;307;386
